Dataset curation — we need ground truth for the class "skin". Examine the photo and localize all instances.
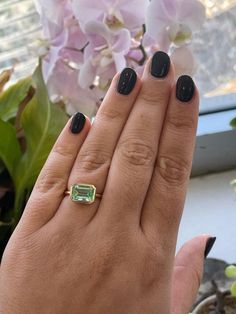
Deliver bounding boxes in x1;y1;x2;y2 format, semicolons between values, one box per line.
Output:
0;57;210;314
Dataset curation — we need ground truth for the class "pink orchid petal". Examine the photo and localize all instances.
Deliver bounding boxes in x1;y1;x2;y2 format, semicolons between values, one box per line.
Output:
145;0;174;41
112;29;131;53
119;0;149;29
98;63;116;87
35;0;72;39
155;30;171;52
47;60;99;116
60;48;84;64
146;0;205;42
78;58;97;88
66;24;88;50
113;53;127;72
42;29;68;83
171;45;197;77
72;0;106;29
73;0;148;32
142;33;156;47
177;0;206;31
84;21;111;42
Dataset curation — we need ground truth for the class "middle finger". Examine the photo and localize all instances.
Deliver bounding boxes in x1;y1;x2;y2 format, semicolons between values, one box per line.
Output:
97;51;174;226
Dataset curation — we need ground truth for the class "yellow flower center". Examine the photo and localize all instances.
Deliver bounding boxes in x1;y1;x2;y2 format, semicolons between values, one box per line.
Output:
168;23;192;46
105;14;124;29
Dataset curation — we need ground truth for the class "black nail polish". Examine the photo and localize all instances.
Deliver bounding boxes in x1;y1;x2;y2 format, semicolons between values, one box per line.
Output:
70;112;86;134
176;75;195;102
204;237;216;258
151;51;170;78
117;68;137;95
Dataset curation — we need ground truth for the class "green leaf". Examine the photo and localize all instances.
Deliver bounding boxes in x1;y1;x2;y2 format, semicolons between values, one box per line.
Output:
0;119;22;180
225;265;236;278
231;281;236;297
230;117;236;129
14;63;68;222
231;180;236;187
0;77;32;121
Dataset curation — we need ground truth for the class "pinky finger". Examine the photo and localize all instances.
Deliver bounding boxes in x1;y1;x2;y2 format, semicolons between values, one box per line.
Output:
18;112;90;233
171;235;216;314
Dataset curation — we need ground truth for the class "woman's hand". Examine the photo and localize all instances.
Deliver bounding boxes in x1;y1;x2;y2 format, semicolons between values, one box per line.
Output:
0;51;214;314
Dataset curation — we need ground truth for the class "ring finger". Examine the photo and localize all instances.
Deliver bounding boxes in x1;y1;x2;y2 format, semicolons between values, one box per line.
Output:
58;68;141;226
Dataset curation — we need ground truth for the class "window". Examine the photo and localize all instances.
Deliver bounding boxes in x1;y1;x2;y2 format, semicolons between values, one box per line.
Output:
195;0;236;113
0;0;40;82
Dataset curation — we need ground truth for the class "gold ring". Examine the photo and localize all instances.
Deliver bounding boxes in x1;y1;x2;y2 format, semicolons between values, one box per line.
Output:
65;184;102;205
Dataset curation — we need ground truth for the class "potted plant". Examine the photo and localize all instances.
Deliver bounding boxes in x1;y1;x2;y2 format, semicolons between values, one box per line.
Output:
192;265;236;313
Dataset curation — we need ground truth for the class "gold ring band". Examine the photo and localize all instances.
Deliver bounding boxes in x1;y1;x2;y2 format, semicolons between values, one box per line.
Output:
65;184;102;205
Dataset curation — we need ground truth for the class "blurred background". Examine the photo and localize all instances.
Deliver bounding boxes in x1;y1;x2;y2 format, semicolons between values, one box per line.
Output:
0;0;236;262
1;0;235;112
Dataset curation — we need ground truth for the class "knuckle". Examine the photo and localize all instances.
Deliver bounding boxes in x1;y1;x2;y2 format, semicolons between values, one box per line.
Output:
175;264;202;288
139;85;169;106
99;106;123;121
77;149;111;172
157;156;190;186
118;138;155;167
167;114;196;133
35;169;66;194
139;90;160;106
52;144;75;160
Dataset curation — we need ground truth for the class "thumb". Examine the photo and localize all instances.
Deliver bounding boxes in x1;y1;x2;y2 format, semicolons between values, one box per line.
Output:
171;235;216;314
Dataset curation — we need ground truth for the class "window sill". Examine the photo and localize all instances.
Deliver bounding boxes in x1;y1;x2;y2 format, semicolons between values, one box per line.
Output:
192;108;236;177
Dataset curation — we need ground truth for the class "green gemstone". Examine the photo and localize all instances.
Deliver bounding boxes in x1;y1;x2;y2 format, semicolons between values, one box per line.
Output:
70;184;96;204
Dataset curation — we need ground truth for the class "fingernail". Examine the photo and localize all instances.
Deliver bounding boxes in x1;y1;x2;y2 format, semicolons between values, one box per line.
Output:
151;51;170;78
204;237;216;258
117;68;137;95
70;112;86;134
176;75;195;102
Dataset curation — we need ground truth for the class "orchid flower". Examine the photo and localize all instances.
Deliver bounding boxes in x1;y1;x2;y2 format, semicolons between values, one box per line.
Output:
35;0;88;84
34;0;72;40
145;0;206;48
46;60;102;117
34;0;206;116
72;0;149;32
78;21;131;88
42;24;88;83
144;0;206;75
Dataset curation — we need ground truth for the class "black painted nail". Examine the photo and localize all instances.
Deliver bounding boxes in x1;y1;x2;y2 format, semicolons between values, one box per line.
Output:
204;237;216;258
70;112;86;134
176;75;195;102
117;68;137;95
151;51;170;78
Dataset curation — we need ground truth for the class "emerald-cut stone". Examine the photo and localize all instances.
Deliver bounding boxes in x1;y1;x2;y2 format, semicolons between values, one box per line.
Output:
70;184;96;204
